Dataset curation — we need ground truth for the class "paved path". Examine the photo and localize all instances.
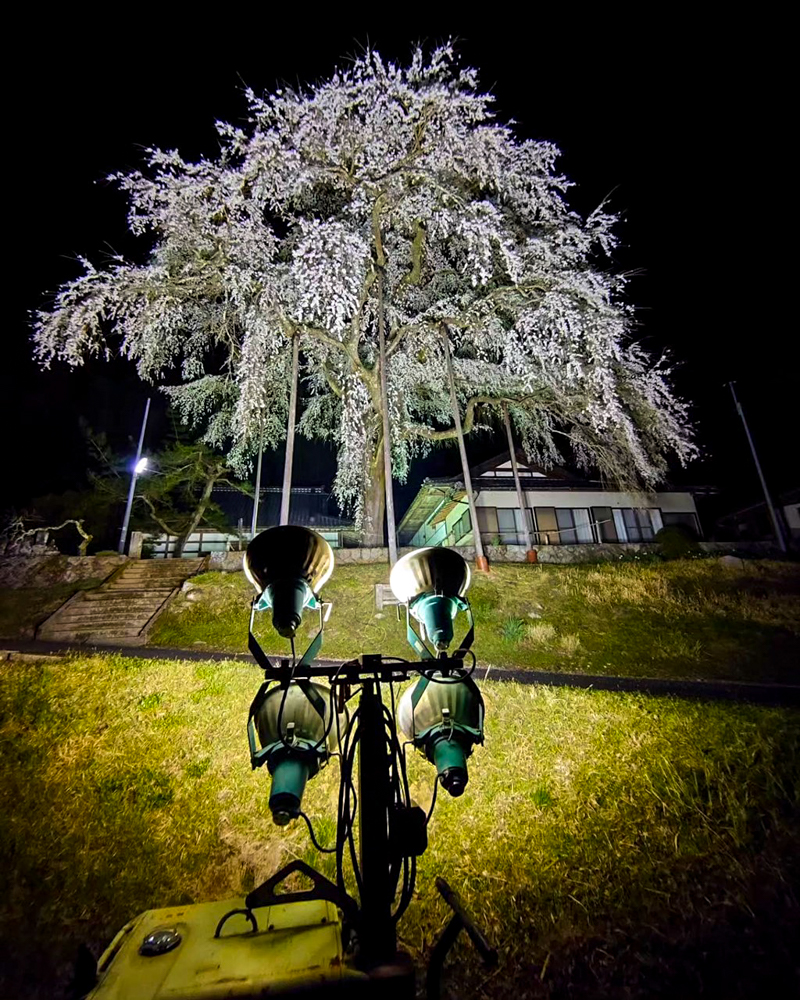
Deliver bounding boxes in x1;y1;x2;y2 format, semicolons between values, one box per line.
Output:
2;639;799;707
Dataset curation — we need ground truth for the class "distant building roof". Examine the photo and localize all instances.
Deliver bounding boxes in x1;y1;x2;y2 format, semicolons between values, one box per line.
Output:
212;486;353;531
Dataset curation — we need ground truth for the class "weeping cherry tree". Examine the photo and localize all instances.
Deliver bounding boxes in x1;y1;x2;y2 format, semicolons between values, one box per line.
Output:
33;43;696;543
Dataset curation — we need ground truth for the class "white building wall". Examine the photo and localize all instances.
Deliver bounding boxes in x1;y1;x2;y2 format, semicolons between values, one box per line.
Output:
408;488;698;548
474;489;698;514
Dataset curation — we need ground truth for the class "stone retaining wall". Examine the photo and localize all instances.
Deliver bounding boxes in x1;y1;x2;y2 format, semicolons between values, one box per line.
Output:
0;554;128;589
207;539;779;571
0;540;780;587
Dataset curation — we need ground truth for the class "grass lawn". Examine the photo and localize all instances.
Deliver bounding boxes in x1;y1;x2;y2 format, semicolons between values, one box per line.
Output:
1;653;798;998
149;559;800;684
0;578;106;640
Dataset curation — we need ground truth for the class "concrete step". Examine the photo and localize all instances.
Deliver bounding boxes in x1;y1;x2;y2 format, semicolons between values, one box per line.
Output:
42;611;161;626
83;589;171;598
40;628;152;639
47;612;161;626
52;599;166;615
34;562;202;641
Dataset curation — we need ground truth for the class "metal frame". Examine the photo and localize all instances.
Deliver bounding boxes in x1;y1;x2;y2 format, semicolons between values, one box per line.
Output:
245;609;494;992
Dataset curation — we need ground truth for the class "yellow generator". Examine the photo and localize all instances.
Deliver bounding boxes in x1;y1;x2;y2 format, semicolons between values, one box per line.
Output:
87;895;376;999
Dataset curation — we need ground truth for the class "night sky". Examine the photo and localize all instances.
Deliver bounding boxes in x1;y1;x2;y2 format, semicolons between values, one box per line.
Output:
5;14;795;524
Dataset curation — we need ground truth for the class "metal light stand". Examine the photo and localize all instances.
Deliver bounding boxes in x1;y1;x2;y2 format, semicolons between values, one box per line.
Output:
246;607;496;996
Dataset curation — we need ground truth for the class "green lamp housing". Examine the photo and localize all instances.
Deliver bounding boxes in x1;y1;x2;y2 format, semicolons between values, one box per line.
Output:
409;593;468;652
245;526;334;638
248;681;346;826
397;672;484;797
390;547;472;652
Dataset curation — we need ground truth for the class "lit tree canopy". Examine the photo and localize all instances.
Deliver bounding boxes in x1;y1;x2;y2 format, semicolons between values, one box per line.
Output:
33;43;696;533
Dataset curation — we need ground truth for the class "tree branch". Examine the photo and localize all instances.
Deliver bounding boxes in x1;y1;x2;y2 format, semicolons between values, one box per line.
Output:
137;494;179;536
403;393;544;441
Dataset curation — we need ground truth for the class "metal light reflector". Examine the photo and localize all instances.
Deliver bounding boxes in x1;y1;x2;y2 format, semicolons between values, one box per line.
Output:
389;547;471;651
250;680;348;825
397;672;484;796
245;526;334;638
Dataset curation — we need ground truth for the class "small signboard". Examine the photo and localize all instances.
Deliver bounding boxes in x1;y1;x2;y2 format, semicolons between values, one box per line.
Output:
375;584;403;610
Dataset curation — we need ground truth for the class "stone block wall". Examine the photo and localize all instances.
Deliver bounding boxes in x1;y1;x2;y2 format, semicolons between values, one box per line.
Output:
0;554;128;589
205;539;780;573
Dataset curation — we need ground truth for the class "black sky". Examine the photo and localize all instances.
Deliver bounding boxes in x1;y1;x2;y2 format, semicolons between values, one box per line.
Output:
5;14;796;520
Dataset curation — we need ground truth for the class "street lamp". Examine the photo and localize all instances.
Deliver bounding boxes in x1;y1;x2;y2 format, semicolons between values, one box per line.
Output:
117;398;151;554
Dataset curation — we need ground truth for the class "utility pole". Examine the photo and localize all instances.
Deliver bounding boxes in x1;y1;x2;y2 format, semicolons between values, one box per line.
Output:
442;326;489;572
728;382;787;553
118;397;150;554
378;271;398;564
251;428;264;538
502;403;536;561
280;336;300;526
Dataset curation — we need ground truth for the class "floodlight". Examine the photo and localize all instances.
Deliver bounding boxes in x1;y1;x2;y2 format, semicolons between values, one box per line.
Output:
249;680;347;825
389;547;471;651
397;672;484;797
245;526;334;638
134;457;149;475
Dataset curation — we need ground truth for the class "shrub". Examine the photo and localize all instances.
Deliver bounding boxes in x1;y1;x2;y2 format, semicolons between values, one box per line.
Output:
656;525;698;560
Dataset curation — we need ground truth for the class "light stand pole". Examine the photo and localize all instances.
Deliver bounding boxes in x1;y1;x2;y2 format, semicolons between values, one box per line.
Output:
728;382;787;553
118;398;150;555
357;679;396;967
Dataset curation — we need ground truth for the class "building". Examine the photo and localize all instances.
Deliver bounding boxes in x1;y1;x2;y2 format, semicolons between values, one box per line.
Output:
397;451;703;550
147;486;354;557
715;487;800;547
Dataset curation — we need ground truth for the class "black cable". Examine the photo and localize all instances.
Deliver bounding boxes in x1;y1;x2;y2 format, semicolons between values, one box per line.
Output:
426;777;439;824
335;706;357;897
299;811;337;853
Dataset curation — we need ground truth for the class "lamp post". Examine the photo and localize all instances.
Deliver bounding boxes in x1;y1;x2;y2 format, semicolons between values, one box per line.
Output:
117;398;150;555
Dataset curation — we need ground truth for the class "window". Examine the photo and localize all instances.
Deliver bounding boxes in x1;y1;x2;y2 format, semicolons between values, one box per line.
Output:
572;509;594;543
662;511;699;538
533;508;591;544
592;507;618;542
553;508;593;544
556;508;578;544
476;507;498;538
452;509;471;544
616;508;662;542
534;507;559;544
497;509;518;544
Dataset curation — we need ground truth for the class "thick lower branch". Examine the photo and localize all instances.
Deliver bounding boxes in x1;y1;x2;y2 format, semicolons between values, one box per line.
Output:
403;394;543;441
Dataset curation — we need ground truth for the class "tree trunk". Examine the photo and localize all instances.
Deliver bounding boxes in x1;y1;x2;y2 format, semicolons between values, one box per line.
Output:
173;470;219;558
361;444;386;548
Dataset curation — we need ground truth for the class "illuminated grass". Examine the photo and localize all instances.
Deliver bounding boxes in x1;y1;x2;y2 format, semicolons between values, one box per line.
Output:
1;654;798;997
148;559;800;683
0;578;106;639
